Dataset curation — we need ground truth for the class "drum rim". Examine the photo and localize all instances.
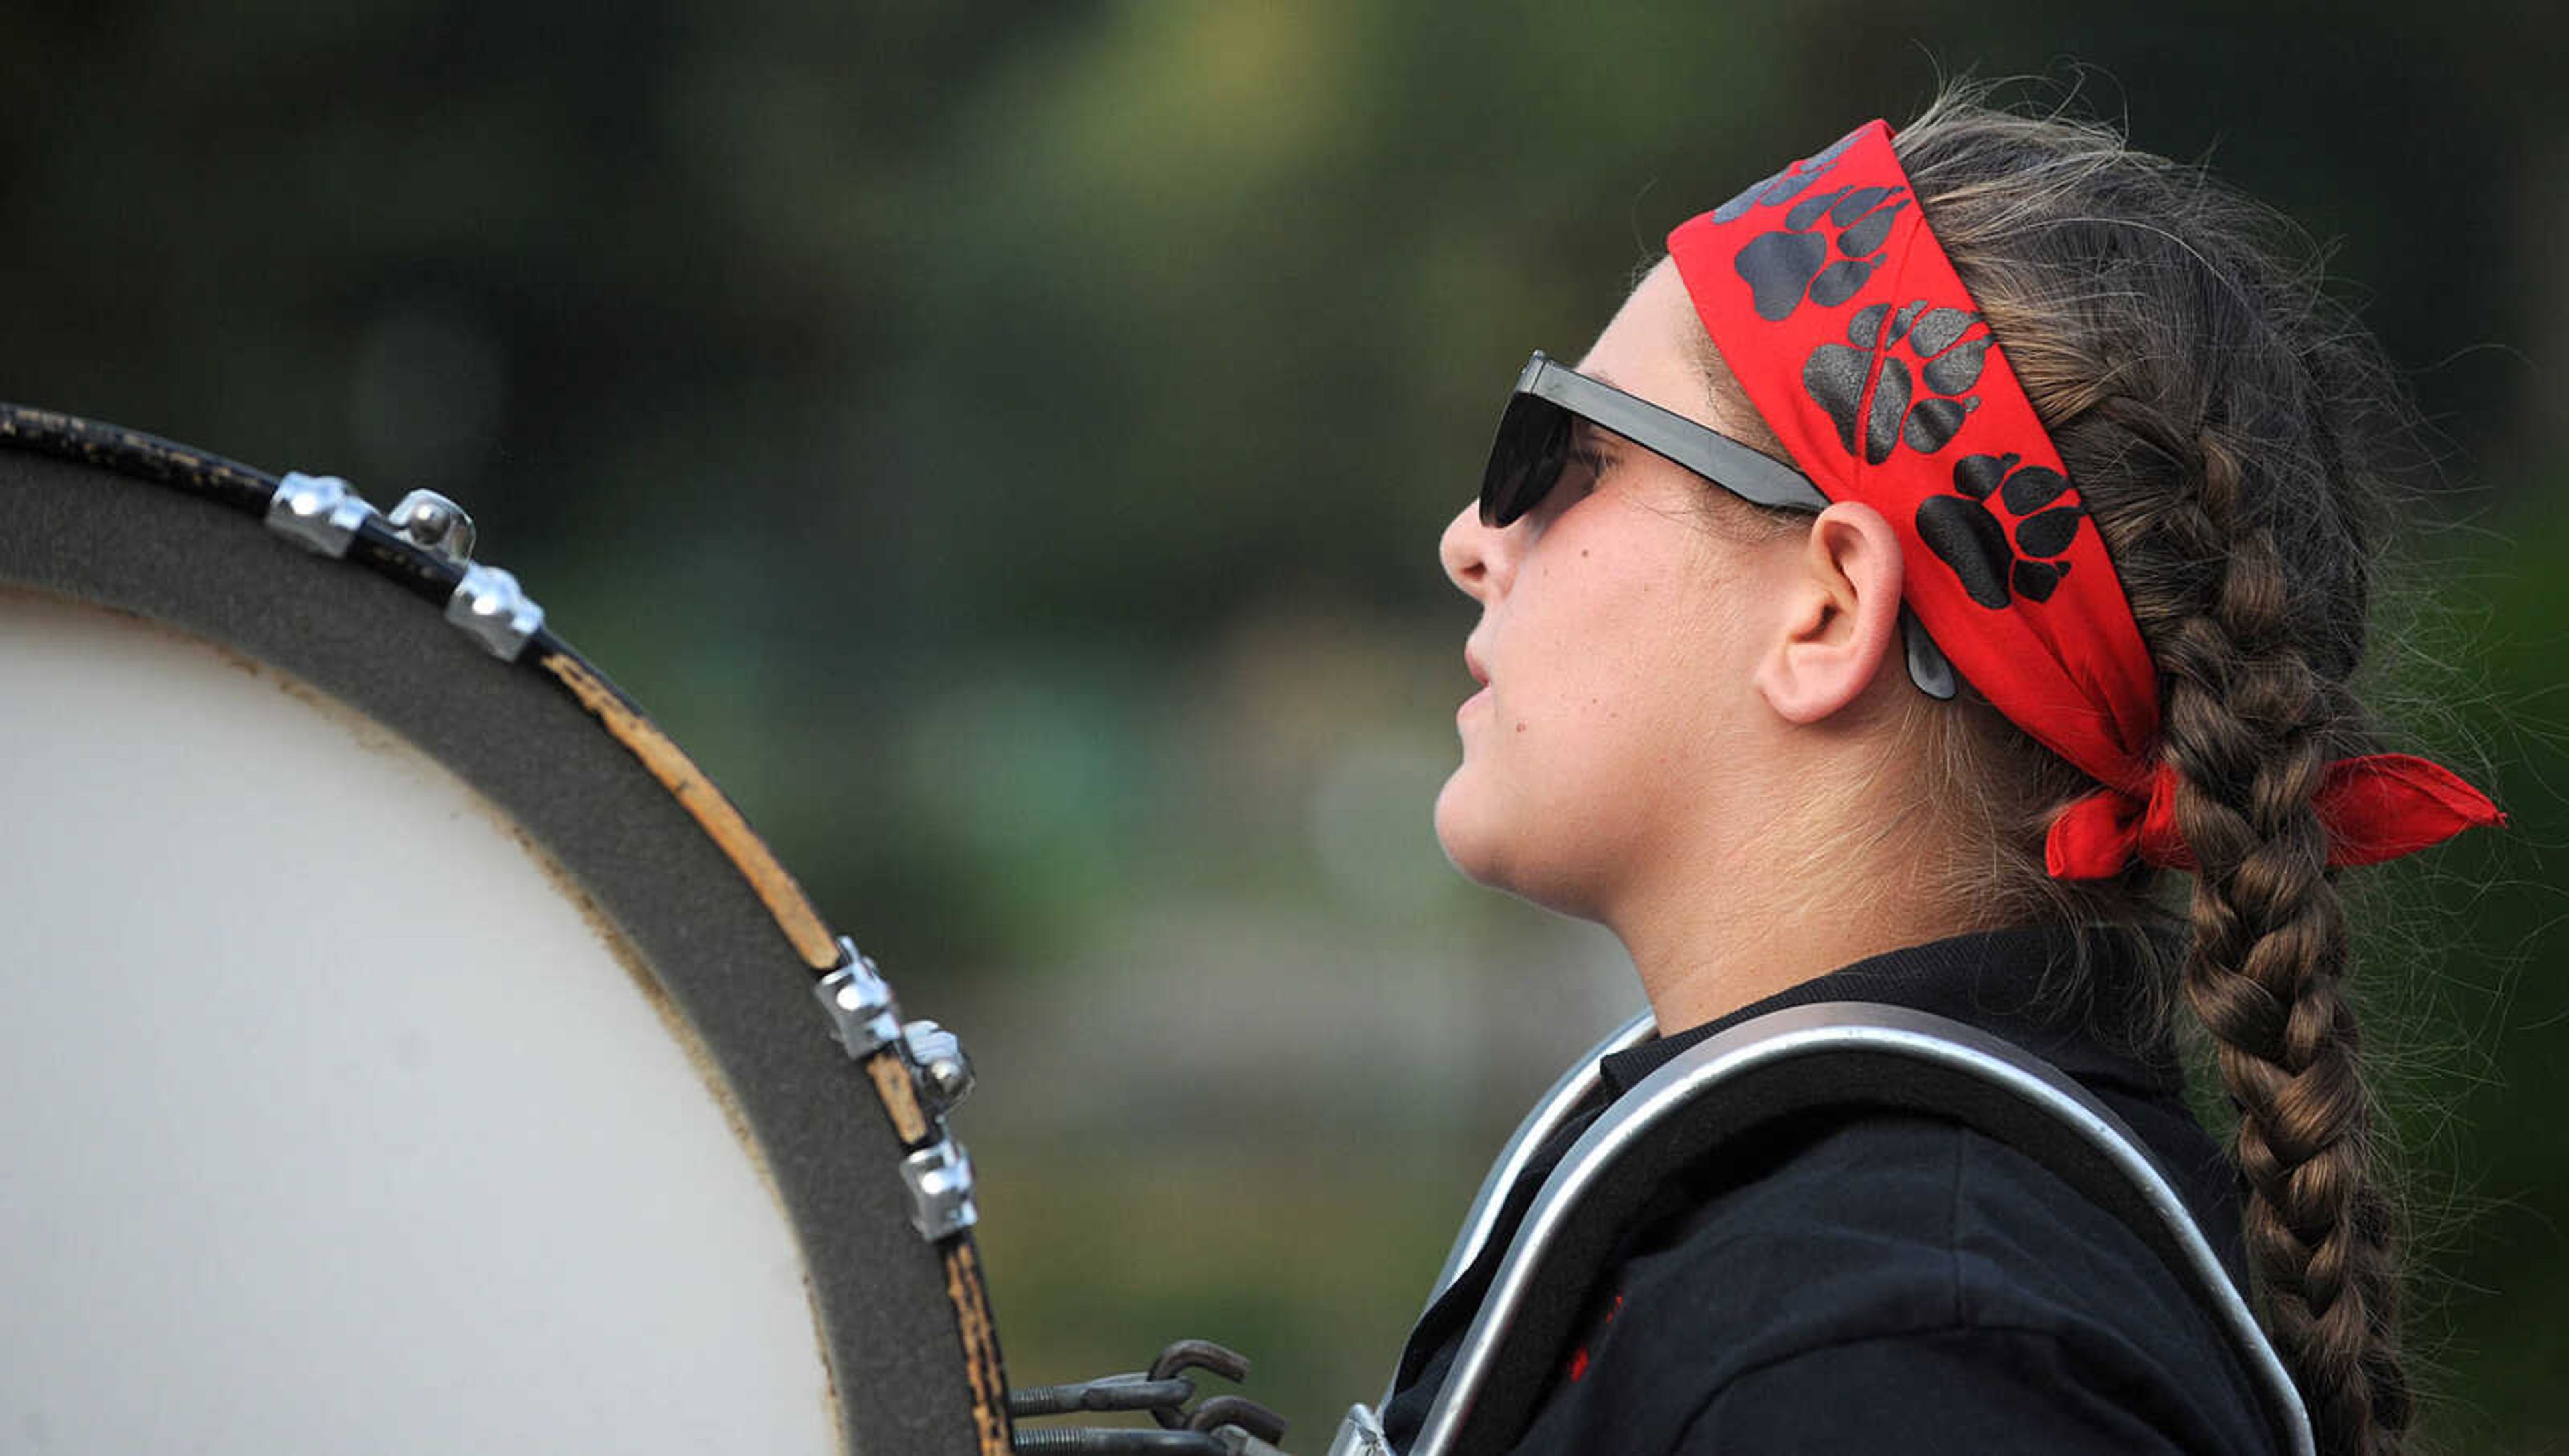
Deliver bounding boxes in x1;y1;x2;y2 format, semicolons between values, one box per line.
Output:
0;402;1012;1456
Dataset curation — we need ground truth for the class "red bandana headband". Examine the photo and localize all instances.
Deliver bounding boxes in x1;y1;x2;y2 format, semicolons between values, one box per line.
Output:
1667;120;2503;879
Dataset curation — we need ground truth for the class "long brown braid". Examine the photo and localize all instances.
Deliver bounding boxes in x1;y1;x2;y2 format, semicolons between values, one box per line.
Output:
1873;91;2428;1455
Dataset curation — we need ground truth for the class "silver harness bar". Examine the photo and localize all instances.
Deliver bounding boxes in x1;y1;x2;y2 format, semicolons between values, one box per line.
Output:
1418;1011;1658;1314
1338;1002;2313;1456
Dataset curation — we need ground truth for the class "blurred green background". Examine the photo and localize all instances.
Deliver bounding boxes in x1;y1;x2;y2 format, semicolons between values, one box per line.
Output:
5;1;2563;1449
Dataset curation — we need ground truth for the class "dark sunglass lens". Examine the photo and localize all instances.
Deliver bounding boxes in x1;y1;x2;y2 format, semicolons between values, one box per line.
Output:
1479;393;1572;526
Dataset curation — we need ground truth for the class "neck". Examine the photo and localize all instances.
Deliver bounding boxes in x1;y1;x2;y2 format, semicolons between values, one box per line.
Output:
1608;787;1966;1033
1618;901;1941;1033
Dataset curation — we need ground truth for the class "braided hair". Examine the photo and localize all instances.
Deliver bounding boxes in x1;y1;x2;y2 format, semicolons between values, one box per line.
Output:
1877;93;2429;1455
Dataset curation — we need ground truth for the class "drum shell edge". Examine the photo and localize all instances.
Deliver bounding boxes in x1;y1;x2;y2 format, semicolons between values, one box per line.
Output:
0;425;1008;1456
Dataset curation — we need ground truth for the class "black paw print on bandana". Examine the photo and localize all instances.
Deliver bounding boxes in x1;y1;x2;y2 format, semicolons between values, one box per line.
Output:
1732;185;1914;322
1803;300;1988;465
1708;126;1865;225
1916;451;2087;609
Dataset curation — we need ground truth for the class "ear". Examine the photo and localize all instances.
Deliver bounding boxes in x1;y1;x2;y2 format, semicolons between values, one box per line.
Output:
1753;501;1905;725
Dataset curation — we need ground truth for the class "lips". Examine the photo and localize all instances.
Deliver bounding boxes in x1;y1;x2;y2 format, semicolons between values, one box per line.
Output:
1457;645;1493;726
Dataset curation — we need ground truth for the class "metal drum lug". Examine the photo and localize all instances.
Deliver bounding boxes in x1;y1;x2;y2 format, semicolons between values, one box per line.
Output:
815;937;902;1059
901;1018;973;1116
265;473;378;557
389;490;477;564
445;564;544;661
899;1135;977;1241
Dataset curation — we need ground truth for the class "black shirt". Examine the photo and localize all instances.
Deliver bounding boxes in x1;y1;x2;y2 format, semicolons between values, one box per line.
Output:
1379;925;2281;1455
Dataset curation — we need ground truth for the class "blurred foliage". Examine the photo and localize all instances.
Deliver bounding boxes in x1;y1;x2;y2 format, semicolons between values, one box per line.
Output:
4;0;2564;1449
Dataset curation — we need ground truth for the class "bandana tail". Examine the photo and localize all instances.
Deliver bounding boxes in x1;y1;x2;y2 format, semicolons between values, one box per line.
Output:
2044;754;2505;880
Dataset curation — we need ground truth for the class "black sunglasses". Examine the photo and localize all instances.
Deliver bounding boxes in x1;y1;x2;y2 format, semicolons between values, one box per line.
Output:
1479;351;1828;526
1477;350;1957;700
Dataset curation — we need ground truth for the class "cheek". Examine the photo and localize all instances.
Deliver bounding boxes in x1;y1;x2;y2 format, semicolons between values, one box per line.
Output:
1518;550;1743;754
1436;546;1745;898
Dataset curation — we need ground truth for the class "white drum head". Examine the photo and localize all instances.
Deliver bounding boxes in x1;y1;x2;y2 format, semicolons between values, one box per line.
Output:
0;591;838;1454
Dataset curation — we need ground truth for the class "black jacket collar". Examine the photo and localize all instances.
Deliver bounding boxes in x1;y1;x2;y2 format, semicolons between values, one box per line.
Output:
1597;922;2185;1103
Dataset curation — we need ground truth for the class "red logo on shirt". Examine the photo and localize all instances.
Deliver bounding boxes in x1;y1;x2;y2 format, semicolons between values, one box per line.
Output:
1564;1291;1626;1384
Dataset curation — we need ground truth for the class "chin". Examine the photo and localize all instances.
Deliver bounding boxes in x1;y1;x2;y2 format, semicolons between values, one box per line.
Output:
1432;768;1507;888
1435;768;1610;918
1434;768;1556;902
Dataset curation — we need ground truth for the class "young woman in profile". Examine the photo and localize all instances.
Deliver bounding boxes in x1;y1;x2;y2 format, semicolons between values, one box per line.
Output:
1384;90;2505;1456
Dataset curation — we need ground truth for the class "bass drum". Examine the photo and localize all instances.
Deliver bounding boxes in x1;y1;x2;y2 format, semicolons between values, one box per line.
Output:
0;407;1010;1455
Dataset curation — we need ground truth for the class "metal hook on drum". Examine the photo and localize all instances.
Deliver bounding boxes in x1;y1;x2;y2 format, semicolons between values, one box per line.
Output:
1143;1344;1284;1444
1010;1338;1291;1455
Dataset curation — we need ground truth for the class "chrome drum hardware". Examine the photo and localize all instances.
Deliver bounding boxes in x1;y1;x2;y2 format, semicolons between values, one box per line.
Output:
899;1137;978;1241
447;564;545;661
389;490;477;563
266;473;377;557
902;1020;974;1116
816;936;982;1244
269;472;546;664
815;946;902;1059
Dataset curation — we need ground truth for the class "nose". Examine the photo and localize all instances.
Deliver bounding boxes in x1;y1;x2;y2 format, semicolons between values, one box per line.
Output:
1440;498;1508;603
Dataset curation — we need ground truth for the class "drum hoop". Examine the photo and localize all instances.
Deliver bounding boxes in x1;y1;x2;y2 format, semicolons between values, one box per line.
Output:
0;402;1012;1456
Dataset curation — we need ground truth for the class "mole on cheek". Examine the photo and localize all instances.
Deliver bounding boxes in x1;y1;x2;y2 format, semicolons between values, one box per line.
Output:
1516;721;1527;733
